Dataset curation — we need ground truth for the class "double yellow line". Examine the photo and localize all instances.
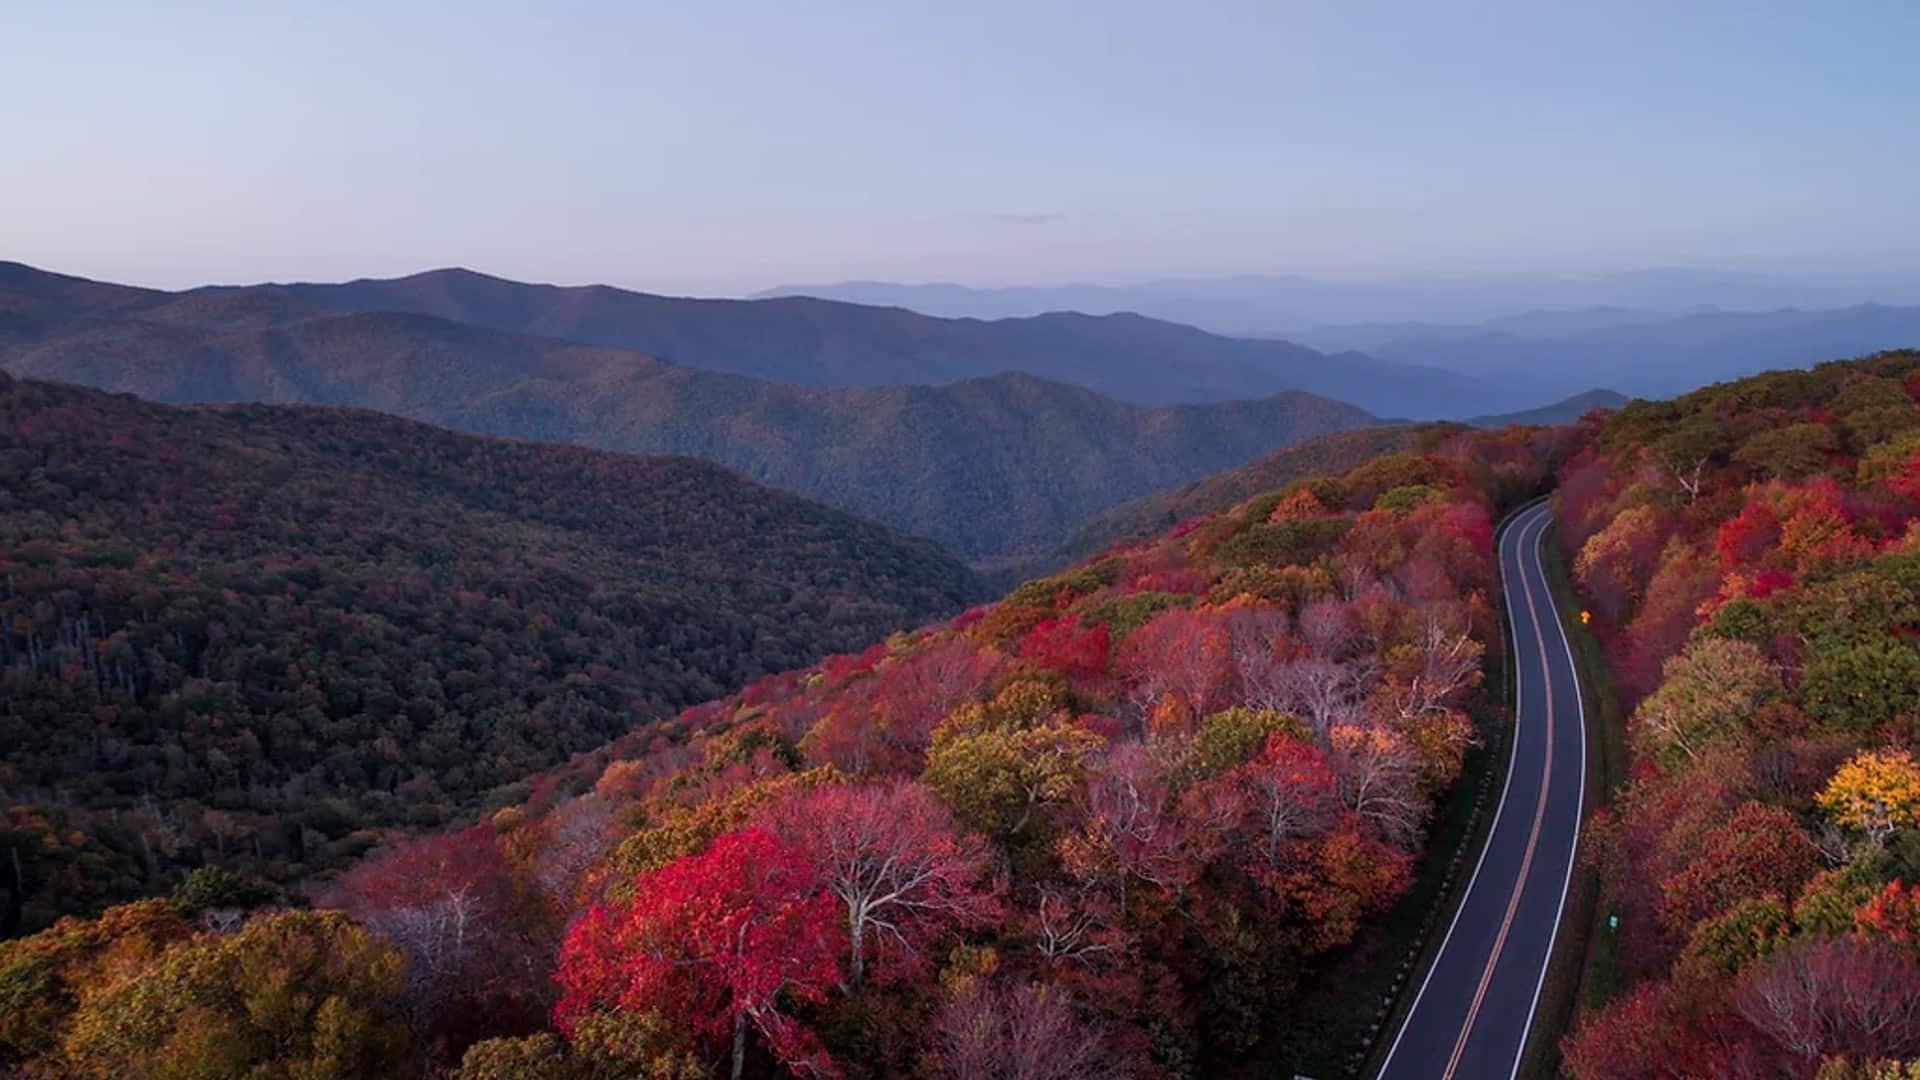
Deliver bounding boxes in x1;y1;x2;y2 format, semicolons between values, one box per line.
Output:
1378;500;1586;1080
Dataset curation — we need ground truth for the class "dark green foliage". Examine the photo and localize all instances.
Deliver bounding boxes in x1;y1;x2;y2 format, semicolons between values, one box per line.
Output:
170;868;279;917
1218;517;1352;568
0;377;975;926
1073;591;1195;641
1732;423;1837;480
1799;640;1920;731
1697;596;1771;645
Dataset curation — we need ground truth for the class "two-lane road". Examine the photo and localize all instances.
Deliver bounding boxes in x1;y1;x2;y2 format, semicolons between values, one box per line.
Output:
1378;501;1587;1080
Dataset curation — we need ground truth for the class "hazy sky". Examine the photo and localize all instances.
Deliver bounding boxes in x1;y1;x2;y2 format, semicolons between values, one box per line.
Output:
5;1;1917;295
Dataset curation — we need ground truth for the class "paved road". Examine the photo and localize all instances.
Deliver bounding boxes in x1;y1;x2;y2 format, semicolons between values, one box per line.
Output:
1377;501;1586;1080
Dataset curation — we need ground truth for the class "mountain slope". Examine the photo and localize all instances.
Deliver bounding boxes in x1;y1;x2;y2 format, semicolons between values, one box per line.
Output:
0;271;1388;561
259;267;1491;416
1054;424;1436;562
0;372;977;927
1553;350;1920;1073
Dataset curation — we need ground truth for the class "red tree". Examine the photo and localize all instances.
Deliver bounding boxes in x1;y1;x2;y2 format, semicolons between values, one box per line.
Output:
762;780;998;989
1656;801;1817;937
1228;734;1340;874
1733;935;1920;1064
1119;608;1235;732
1020;617;1112;682
554;827;840;1080
326;824;547;1035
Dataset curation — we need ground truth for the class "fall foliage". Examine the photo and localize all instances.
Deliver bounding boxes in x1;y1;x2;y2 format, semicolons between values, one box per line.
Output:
2;417;1553;1076
1560;350;1920;1075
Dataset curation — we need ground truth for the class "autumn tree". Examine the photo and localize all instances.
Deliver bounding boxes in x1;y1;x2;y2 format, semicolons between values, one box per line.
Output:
1819;749;1920;846
1734;936;1920;1065
61;910;411;1079
761;780;997;990
929;977;1121;1080
1734;422;1839;481
1654;413;1733;503
327;823;550;1039
1658;802;1817;935
1059;742;1199;905
1633;638;1780;768
1800;641;1920;732
924;719;1104;844
1185;707;1305;781
1328;723;1426;845
0;899;194;1071
1575;504;1667;622
1225;734;1340;874
1120;607;1235;733
555;828;839;1080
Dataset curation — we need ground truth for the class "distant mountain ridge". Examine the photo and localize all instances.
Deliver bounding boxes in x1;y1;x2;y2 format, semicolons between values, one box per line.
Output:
253;266;1490;417
757;267;1920;334
0;263;1385;562
1466;388;1627;428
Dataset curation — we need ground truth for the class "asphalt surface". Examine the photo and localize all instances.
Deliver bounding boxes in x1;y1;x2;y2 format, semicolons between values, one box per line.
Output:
1376;501;1587;1080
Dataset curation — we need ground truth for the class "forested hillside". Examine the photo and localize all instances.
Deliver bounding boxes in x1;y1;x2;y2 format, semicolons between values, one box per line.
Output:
0;424;1558;1078
1056;425;1433;562
1552;351;1920;1075
0;374;976;934
0;263;1384;563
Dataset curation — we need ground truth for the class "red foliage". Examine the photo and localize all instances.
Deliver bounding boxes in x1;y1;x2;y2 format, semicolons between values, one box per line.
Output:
1717;499;1782;570
1560;980;1765;1080
803;636;1001;776
1228;735;1340;874
554;827;840;1076
1657;801;1817;938
1285;823;1411;949
1857;879;1920;942
1733;935;1920;1064
1118;608;1235;732
760;780;998;988
1020;617;1112;681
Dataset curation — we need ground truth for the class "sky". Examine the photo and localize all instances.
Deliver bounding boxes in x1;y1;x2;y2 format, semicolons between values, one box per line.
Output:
4;0;1918;296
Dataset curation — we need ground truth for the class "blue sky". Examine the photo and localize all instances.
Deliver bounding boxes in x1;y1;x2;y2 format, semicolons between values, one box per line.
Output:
4;1;1916;294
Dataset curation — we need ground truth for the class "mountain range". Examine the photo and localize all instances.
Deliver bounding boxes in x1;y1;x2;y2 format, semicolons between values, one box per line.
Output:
757;268;1920;334
0;263;1386;562
1334;304;1920;402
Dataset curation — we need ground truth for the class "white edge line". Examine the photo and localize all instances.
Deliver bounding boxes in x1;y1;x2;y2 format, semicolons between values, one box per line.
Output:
1505;508;1590;1080
1377;501;1545;1077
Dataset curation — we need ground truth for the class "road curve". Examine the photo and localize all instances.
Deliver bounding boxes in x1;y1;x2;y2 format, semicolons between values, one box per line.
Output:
1377;500;1587;1080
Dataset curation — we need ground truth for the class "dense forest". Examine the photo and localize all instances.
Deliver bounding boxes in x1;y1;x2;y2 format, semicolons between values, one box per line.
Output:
1553;351;1920;1075
0;422;1557;1078
0;373;976;934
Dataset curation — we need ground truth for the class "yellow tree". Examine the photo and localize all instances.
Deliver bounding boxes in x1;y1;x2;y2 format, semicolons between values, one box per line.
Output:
1818;749;1920;846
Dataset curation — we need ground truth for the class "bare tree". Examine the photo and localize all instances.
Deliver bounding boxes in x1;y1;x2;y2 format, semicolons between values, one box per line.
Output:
932;978;1127;1080
1329;723;1426;845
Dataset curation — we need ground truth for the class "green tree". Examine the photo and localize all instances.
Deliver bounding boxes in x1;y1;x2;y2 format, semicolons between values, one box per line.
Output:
924;720;1105;841
1187;707;1306;781
1633;638;1780;767
1800;641;1920;732
1733;423;1838;481
61;910;409;1080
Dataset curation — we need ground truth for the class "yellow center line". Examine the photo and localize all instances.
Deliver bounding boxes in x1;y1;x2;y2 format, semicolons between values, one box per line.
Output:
1440;507;1557;1080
